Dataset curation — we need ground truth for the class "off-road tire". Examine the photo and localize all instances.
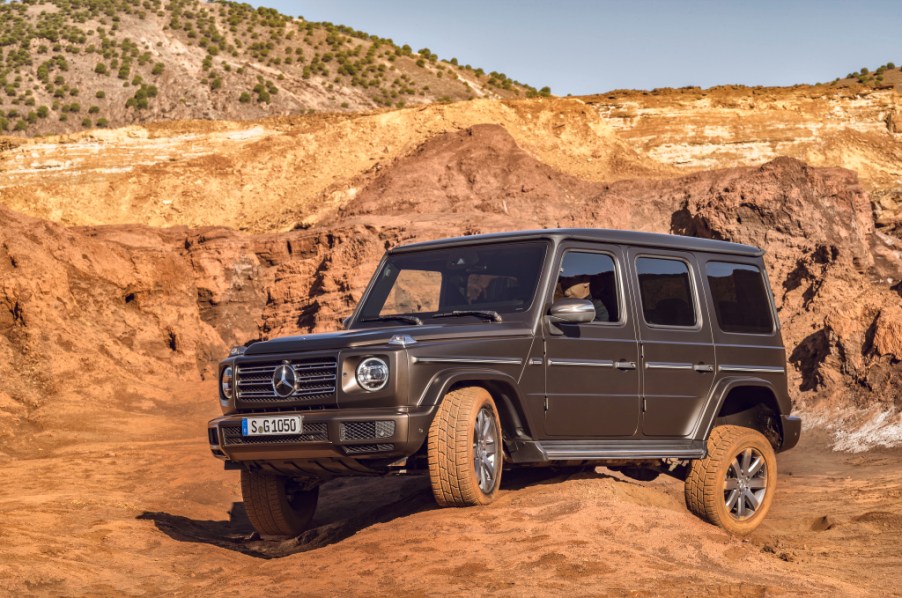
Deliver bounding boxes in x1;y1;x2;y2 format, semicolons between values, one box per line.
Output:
685;425;777;535
240;470;319;538
428;386;503;507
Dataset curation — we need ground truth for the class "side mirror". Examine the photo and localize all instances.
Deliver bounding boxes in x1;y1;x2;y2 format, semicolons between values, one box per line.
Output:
341;315;353;329
548;298;595;324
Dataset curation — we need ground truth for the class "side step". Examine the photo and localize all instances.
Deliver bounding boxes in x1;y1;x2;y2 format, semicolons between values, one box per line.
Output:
508;439;707;463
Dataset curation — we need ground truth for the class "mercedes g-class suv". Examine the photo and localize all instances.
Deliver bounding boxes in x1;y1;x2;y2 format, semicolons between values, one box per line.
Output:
208;229;801;537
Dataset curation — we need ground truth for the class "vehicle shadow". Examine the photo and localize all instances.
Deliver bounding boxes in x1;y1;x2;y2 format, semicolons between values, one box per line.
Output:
138;475;435;559
138;467;602;558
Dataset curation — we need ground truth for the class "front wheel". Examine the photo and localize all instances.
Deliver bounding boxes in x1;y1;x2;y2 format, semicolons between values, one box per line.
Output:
684;425;777;535
240;470;319;539
428;386;503;507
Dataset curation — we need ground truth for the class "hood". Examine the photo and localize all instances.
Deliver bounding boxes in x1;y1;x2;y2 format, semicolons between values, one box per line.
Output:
243;322;532;355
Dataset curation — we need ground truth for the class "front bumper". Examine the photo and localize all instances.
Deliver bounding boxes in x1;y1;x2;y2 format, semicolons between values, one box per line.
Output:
207;405;436;473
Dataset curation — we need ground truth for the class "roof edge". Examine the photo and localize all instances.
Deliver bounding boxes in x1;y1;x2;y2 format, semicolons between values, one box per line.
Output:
391;228;764;257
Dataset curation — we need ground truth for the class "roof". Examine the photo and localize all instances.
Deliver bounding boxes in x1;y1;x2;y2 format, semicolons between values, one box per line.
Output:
391;228;764;257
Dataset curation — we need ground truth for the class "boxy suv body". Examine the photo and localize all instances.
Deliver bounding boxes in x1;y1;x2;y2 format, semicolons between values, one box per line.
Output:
208;229;801;537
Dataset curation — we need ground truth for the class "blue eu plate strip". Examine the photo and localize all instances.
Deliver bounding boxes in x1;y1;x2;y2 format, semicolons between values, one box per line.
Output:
241;418;248;436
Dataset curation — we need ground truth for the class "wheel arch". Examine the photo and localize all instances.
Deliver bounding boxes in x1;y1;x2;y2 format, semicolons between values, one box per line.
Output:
699;378;786;448
418;368;533;441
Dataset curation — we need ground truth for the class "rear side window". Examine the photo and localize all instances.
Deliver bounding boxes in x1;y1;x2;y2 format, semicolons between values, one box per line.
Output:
706;262;774;334
636;257;697;327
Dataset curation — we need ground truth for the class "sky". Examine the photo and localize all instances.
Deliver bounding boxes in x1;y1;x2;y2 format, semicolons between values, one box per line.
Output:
246;1;902;96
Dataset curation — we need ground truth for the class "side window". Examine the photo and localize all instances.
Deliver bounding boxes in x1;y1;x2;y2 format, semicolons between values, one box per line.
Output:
706;262;774;334
554;251;620;323
636;257;697;327
381;269;441;315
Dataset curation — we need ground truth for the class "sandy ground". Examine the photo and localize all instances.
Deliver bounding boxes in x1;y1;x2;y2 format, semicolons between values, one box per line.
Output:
0;381;899;597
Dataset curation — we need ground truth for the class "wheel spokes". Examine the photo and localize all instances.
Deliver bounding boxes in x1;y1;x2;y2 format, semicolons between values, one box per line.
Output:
473;407;499;493
744;488;761;510
748;455;764;477
740;448;752;475
723;445;768;520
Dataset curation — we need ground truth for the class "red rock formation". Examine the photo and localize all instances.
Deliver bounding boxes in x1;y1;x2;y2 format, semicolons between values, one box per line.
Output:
0;125;899;447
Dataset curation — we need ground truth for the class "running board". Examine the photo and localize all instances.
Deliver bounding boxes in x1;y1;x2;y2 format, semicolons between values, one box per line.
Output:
508;439;706;463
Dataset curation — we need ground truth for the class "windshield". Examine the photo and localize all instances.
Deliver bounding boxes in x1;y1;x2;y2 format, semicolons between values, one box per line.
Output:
357;241;549;325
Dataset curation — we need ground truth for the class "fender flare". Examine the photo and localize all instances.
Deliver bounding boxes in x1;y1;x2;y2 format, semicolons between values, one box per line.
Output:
417;367;532;438
695;376;789;442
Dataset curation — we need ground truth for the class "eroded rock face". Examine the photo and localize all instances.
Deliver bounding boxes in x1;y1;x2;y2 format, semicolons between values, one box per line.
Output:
0;125;899;445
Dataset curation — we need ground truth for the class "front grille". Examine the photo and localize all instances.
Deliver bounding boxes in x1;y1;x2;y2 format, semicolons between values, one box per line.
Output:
345;443;395;454
340;421;396;441
236;357;337;404
220;422;328;446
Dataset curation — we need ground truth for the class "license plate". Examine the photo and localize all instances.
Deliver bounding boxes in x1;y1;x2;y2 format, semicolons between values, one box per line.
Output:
242;415;303;437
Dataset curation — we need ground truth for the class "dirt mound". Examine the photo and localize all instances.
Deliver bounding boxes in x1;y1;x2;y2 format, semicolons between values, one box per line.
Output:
0;404;898;595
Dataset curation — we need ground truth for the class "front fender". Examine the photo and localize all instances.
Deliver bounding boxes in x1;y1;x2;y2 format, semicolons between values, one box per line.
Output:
416;367;533;439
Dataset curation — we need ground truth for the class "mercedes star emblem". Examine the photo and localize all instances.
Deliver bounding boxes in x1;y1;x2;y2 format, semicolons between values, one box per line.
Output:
272;363;297;398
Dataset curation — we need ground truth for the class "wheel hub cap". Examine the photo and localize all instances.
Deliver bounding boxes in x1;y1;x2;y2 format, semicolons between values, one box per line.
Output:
724;447;767;520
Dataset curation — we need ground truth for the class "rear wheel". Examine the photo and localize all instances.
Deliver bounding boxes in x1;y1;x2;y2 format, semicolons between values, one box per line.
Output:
240;470;319;538
684;425;777;535
428;386;503;507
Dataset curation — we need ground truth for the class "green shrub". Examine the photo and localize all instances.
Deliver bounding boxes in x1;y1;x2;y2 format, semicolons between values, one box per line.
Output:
96;117;109;127
89;105;100;114
36;105;49;118
239;91;251;103
82;117;92;127
151;62;164;76
96;90;106;99
95;62;108;75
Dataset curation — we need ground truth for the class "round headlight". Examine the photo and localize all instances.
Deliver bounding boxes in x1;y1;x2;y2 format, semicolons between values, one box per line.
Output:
356;357;389;391
220;366;234;401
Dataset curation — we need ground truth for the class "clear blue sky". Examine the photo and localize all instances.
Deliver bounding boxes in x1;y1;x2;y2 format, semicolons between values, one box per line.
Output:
248;1;902;95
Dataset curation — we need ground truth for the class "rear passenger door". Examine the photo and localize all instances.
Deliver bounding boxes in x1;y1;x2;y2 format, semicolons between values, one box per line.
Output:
626;249;716;437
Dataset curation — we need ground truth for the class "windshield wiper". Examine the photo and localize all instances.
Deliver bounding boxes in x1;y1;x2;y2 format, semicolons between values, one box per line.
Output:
433;310;503;323
361;315;423;326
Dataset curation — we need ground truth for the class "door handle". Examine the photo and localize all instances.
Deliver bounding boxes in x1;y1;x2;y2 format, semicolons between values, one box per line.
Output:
615;360;637;370
693;363;714;373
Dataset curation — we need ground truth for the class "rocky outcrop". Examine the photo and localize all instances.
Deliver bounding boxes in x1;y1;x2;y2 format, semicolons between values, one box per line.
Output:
0;125;899;448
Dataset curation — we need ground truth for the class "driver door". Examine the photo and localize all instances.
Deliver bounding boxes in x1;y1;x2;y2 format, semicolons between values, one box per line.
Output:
543;243;642;437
